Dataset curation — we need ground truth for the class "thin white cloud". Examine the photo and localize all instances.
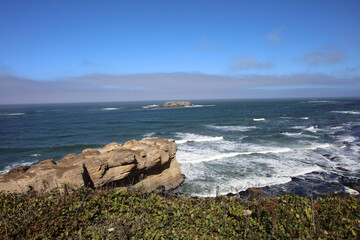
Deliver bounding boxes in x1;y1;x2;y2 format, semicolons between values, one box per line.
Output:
266;27;284;43
301;48;345;66
230;57;273;70
81;59;96;66
196;40;223;51
0;61;10;72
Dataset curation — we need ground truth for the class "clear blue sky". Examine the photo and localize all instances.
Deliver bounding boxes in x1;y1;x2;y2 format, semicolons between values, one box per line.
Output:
1;0;360;104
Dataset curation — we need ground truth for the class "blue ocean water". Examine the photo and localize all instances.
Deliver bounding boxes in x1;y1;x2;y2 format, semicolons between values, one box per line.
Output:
1;99;360;196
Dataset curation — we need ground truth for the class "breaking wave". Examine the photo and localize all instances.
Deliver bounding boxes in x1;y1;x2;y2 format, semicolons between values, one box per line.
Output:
332;111;360;115
175;133;224;144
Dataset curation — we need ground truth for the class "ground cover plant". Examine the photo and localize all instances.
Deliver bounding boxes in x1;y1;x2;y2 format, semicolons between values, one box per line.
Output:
0;188;359;239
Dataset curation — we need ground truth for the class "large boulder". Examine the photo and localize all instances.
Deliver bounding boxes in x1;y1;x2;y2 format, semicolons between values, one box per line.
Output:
159;101;192;108
0;138;184;194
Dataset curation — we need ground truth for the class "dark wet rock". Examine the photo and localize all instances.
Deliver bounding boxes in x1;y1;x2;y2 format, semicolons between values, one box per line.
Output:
322;154;337;161
338;176;360;192
238;187;265;198
335;167;349;172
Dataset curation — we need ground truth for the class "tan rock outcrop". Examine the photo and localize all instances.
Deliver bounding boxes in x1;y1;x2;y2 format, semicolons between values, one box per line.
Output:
0;138;184;194
159;101;192;108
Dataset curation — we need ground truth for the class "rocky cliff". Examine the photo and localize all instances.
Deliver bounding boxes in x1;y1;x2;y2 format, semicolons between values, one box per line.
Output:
0;138;184;194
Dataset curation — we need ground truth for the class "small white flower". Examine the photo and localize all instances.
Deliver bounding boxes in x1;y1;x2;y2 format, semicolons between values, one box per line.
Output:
108;228;115;232
242;209;252;216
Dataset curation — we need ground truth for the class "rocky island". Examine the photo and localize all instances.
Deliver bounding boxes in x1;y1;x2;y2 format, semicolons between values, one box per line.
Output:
0;138;184;193
159;101;193;108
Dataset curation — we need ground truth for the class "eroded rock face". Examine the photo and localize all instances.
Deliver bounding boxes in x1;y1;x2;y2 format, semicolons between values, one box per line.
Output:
159;101;192;108
0;138;184;194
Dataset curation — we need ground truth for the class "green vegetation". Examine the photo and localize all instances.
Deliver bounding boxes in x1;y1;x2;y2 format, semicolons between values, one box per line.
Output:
0;188;359;239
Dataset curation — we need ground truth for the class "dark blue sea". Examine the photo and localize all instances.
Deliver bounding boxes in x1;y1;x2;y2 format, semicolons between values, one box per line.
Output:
1;99;360;197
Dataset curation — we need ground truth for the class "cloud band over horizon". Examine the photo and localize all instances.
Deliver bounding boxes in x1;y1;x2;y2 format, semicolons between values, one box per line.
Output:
1;71;359;104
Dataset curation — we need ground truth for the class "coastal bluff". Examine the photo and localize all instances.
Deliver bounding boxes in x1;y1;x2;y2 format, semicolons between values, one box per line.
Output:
0;138;184;194
159;101;192;108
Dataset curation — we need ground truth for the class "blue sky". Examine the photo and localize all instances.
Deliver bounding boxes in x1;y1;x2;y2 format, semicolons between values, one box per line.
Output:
1;0;360;104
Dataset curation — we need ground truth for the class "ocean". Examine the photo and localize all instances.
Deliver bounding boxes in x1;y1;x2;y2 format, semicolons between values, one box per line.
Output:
1;98;360;197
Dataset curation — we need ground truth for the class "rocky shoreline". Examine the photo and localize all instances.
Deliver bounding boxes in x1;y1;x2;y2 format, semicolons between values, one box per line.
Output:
0;138;184;194
225;172;360;199
1;137;359;198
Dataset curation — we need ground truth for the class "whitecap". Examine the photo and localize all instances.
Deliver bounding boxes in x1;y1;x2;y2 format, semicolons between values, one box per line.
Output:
142;104;159;109
281;132;302;136
253;118;265;121
102;108;121;111
292;126;306;130
329;125;345;130
335;135;358;143
181;147;293;164
185;105;216;108
143;132;156;138
208;125;257;132
183;152;242;164
30;153;41;157
0;113;25;116
305;143;332;150
305;126;318;132
175;133;224;144
307;100;335;103
331;111;360;115
300;117;309;120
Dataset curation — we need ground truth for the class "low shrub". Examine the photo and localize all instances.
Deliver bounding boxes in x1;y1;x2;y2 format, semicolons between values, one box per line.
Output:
0;188;359;239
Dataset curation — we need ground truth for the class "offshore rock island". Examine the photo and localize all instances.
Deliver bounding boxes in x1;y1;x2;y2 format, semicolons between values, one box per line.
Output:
159;101;193;108
0;138;184;193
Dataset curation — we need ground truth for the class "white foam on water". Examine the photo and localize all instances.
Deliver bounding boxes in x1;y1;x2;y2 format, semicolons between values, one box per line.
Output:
183;152;241;164
185;105;216;108
281;132;302;136
142;104;159;109
175;133;224;144
102;108;121;111
349;122;360;127
335;135;358;143
207;125;257;132
253;118;265;121
329;125;345;130
0;160;38;175
344;187;359;195
220;176;293;197
332;111;360;115
30;153;41;157
143;132;156;138
176;137;224;144
305;126;319;132
307;100;335;103
181;147;293;164
292;126;306;130
0;113;25;116
193;163;325;197
305;143;332;150
175;132;354;197
300;117;309;120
